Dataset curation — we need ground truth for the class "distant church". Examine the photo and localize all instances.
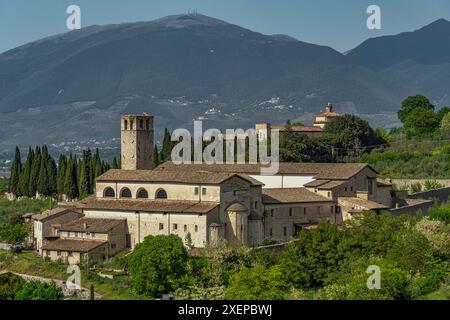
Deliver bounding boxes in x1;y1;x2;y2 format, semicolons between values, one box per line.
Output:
256;102;339;140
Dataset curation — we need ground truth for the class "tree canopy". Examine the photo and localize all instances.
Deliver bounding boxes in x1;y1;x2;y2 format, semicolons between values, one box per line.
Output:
398;95;435;123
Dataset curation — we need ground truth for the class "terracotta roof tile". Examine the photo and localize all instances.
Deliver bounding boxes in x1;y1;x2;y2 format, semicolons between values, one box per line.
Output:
339;197;389;210
96;169;262;185
42;239;107;253
157;162;373;180
58;218;125;233
77;196;219;214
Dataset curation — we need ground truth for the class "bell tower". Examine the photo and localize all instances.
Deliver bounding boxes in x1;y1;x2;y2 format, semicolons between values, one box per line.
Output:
121;113;154;170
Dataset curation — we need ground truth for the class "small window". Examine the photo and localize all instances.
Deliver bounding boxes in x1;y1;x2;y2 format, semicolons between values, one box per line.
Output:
159;223;164;230
137;189;149;199
194;187;199;195
120;188;132;198
173;224;178;230
344;187;348;192
146;119;150;130
184;225;187;232
327;192;331;198
271;209;274;217
156;189;168;199
130;120;134;130
202;188;206;196
139;119;143;129
269;228;273;236
289;208;293;216
195;225;198;232
254;201;258;209
303;208;307;215
283;227;287;237
350;187;353;191
104;187;115;198
124;120;128;130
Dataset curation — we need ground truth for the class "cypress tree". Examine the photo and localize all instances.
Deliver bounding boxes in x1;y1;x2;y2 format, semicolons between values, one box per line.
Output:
161;128;173;161
19;147;33;197
29;147;41;197
78;161;88;198
47;157;57;195
37;157;49;195
8;146;22;195
112;157;119;169
64;157;78;200
153;145;160;166
56;155;67;195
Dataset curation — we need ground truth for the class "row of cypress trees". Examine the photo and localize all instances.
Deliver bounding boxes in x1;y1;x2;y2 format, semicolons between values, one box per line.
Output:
8;146;112;200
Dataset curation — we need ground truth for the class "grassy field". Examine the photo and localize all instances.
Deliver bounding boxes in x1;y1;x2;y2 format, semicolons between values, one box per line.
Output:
0;250;146;300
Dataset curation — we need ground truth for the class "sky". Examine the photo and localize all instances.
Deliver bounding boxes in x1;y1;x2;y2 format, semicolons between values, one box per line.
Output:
1;0;450;53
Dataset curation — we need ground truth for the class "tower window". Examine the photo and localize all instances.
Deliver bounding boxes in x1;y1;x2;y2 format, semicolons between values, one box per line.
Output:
120;188;132;198
137;188;149;199
104;187;115;198
139;119;143;129
289;208;293;216
130;120;134;130
146;120;150;130
156;189;168;199
124;120;128;130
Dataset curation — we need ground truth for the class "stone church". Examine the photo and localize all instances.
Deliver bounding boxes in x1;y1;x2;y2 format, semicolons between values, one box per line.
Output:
32;113;431;265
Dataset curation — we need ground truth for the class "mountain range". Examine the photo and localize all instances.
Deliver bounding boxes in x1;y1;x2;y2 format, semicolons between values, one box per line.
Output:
0;14;449;152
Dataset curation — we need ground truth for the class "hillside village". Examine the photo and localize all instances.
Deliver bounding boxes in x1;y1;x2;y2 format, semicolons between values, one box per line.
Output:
16;106;435;266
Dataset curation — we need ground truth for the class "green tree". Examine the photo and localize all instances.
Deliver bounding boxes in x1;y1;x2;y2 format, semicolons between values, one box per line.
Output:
225;264;289;300
323;114;385;160
19;147;33;197
436;107;450;122
440;112;450;131
153;145;160;166
63;157;78;200
36;157;49;195
0;273;25;300
317;257;410;300
8;147;22;196
161;128;173;162
128;235;188;297
112;157;120;169
0;223;27;244
56;155;67;195
281;223;344;289
280;128;332;162
14;280;64;300
398;95;435;123
403;107;440;137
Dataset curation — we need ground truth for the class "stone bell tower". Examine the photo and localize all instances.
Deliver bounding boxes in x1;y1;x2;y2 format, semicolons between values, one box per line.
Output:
121;113;154;170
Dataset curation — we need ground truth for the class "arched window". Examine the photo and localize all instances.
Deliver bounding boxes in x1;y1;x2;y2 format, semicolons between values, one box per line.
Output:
120;188;132;198
137;188;149;199
139;119;144;129
124;120;128;130
155;189;167;199
104;187;115;198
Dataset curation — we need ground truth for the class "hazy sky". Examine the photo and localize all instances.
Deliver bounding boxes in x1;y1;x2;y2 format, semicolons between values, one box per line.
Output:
1;0;450;53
